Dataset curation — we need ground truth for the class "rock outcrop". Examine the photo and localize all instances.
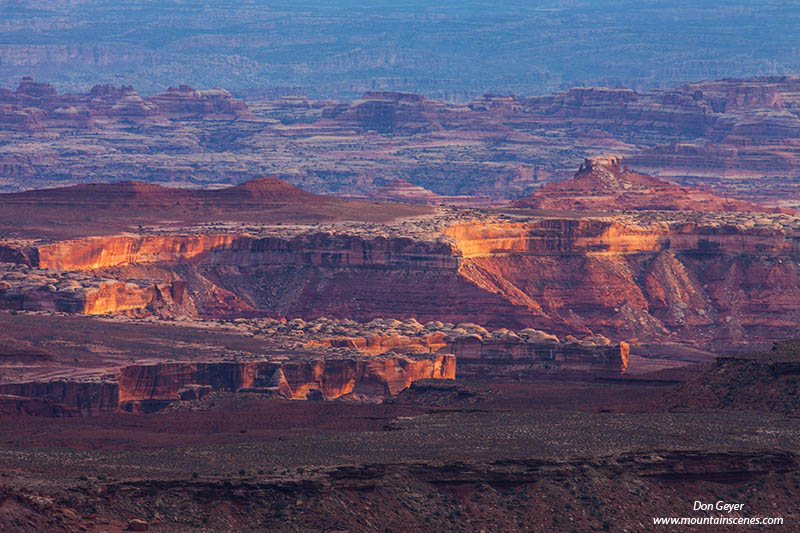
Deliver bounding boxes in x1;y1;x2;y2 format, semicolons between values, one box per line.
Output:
444;212;800;345
321;91;441;133
514;156;788;213
0;354;455;412
307;323;628;375
446;333;629;375
0;394;79;417
118;354;455;404
6;192;800;345
147;85;252;119
3;75;800;206
0;381;119;414
0;269;188;316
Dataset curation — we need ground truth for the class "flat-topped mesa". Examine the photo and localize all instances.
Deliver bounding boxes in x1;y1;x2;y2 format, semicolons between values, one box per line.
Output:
448;333;629;377
445;218;800;257
579;155;623;173
0;231;458;317
306;323;628;376
19;232;457;271
0;78;253;132
514;155;789;213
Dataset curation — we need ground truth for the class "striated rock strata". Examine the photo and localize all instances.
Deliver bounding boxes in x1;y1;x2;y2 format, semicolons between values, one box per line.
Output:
119;354;455;406
444;212;800;346
0;354;456;413
307;323;628;375
7;203;800;345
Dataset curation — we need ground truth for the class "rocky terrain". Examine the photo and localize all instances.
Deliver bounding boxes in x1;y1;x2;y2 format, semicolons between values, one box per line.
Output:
4;76;800;531
0;311;457;414
3;4;800;530
5;166;800;352
515;155;791;213
1;346;799;531
3;76;800;210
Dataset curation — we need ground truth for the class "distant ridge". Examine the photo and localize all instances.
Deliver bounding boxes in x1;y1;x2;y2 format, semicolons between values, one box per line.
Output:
208;177;315;203
5;177;315;206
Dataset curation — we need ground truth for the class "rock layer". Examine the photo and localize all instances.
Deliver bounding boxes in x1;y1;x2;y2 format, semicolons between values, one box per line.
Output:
0;354;456;413
118;355;456;404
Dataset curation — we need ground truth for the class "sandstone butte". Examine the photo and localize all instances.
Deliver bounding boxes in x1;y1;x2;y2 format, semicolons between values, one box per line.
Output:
513;155;792;214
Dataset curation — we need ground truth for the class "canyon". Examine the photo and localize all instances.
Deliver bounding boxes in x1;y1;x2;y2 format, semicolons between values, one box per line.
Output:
3;3;800;528
4;73;800;530
2;75;800;212
5;157;800;352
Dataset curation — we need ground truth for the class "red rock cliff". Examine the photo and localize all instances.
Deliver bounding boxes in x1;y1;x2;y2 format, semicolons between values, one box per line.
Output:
117;354;456;403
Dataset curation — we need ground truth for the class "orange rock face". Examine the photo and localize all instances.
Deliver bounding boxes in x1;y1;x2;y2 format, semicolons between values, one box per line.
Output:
310;331;628;375
7;194;800;345
33;232;457;272
117;355;456;404
445;216;800;346
0;355;455;411
307;332;450;355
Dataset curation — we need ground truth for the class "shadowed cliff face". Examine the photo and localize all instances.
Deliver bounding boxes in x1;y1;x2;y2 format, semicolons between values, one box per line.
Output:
662;340;800;415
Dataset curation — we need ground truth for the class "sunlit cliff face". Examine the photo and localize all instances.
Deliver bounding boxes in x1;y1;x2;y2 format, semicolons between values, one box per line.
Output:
5;205;800;346
444;217;800;345
116;355;456;403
